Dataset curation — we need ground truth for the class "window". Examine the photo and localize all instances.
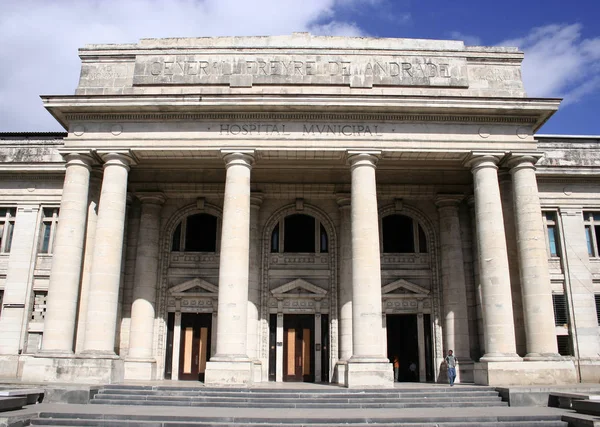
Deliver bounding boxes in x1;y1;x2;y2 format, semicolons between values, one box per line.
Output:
171;213;218;252
30;291;47;322
556;335;572;356
39;208;59;254
270;214;329;254
595;294;600;326
271;224;279;253
542;211;560;257
552;294;568;326
583;212;600;257
284;214;315;252
382;214;427;253
0;208;16;254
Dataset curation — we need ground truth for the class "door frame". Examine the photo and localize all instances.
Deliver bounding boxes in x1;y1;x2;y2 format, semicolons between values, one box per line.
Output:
169;309;217;380
178;313;212;381
282;314;315;382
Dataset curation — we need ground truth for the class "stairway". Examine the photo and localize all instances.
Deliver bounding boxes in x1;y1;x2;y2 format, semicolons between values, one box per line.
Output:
89;384;507;409
28;384;568;426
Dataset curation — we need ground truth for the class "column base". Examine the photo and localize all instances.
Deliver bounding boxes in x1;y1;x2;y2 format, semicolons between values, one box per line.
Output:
346;358;394;388
0;355;20;379
479;353;523;362
457;359;474;383
474;359;577;386
124;358;157;381
333;360;348;385
577;357;600;382
204;358;254;386
21;353;124;384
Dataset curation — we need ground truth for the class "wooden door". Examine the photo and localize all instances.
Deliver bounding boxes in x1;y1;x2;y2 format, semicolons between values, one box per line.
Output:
283;314;314;382
179;313;211;381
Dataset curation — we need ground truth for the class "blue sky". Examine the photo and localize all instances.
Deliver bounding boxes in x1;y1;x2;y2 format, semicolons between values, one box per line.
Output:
1;0;599;135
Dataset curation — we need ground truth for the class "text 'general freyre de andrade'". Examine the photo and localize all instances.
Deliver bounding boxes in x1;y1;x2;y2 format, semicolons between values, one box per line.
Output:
149;58;451;79
133;55;467;87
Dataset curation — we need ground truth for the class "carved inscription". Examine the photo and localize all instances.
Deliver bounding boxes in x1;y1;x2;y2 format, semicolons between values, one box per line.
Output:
218;123;384;137
134;55;468;87
219;123;382;137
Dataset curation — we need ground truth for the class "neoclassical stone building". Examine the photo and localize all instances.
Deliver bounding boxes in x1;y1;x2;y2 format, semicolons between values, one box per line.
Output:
0;34;598;386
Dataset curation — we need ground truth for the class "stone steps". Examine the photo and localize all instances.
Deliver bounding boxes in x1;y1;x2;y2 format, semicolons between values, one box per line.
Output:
90;385;506;409
29;412;568;427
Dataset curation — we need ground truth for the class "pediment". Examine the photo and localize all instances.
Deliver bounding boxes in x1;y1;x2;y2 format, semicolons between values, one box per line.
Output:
169;278;218;296
382;279;430;297
271;278;327;298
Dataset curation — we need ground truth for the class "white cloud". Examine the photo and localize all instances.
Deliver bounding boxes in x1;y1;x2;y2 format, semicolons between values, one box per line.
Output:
499;23;600;105
0;0;376;131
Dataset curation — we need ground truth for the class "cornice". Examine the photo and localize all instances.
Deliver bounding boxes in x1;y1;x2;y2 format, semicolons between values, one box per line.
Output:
62;112;538;125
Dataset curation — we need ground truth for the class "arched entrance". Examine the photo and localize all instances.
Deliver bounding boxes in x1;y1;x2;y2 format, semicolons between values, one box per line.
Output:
379;208;440;382
157;204;222;380
260;205;337;382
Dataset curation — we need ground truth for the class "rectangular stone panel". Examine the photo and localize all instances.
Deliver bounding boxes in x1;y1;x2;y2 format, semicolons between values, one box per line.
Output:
133;55;468;88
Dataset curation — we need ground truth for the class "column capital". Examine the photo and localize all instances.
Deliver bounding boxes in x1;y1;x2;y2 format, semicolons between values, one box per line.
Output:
221;150;255;169
336;193;351;209
435;194;464;210
250;191;264;209
346;151;381;169
61;151;95;171
506;153;543;173
559;206;583;217
466;195;475;208
97;151;136;170
463;152;506;172
136;192;166;205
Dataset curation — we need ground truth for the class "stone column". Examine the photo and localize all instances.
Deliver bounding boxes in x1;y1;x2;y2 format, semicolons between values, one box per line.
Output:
417;311;426;382
124;192;165;379
467;196;485;357
247;193;263;362
42;153;93;353
82;153;132;355
467;155;520;362
508;156;560;359
346;152;393;387
75;170;101;353
435;194;473;381
337;194;353;362
205;151;254;385
0;205;40;359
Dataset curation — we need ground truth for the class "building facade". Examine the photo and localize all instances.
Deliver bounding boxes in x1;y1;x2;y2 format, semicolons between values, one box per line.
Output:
0;34;597;386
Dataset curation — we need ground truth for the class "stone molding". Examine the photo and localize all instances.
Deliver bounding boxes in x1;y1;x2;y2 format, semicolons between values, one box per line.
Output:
63;112;539;125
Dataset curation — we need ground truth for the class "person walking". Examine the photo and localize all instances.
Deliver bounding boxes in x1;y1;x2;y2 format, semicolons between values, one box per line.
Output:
445;350;457;386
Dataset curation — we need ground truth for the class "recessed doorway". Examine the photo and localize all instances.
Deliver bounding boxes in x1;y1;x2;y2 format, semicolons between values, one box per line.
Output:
178;313;211;381
386;313;433;382
283;314;314;382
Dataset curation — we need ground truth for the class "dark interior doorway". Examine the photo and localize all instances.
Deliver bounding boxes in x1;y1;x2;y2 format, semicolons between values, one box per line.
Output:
386;314;419;382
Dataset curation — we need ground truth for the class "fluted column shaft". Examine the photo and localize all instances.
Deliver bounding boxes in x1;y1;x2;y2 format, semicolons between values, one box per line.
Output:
83;153;132;354
43;153;93;353
337;195;353;361
213;152;253;359
435;195;472;361
469;155;520;361
509;156;559;358
128;193;165;359
349;153;385;360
